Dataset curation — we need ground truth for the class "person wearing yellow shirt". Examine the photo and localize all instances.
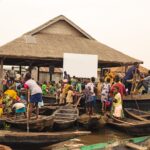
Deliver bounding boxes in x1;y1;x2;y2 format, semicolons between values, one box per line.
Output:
111;86;124;119
104;70;115;84
66;86;74;104
60;80;71;104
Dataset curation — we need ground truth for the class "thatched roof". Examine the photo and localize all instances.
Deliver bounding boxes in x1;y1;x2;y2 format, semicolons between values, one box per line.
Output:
0;15;143;67
111;65;149;74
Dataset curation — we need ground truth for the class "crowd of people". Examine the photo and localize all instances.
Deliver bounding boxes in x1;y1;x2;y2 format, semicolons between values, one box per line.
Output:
39;64;150;119
0;69;43;120
0;63;150;120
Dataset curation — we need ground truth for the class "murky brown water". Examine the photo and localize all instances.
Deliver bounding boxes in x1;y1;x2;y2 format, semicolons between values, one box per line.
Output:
42;127;131;150
2;126;132;150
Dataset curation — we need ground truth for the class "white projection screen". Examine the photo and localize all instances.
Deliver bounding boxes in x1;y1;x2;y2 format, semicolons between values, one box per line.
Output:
63;53;98;78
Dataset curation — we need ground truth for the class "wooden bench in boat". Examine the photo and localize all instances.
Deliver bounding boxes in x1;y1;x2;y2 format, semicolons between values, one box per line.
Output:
55;112;78;116
54;116;76;119
140;114;150;118
53;105;79;130
54;119;75;123
59;109;77;112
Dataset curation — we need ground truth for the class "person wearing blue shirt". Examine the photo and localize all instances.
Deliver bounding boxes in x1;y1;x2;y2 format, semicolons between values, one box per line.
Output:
123;62;140;94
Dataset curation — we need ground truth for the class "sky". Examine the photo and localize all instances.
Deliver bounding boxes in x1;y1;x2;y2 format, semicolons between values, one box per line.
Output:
0;0;150;69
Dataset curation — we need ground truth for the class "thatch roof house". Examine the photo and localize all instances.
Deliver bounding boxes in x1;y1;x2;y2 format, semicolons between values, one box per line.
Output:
0;15;142;68
111;65;149;75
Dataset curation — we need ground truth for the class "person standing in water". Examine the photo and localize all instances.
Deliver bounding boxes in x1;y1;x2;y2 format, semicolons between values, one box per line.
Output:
24;72;42;119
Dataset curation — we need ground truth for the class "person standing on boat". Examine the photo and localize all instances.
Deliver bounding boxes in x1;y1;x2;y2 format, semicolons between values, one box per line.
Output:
85;86;94;116
96;77;104;99
101;78;111;113
123;62;140;94
59;79;71;104
9;66;16;84
76;78;82;93
86;77;97;113
42;81;48;95
24;72;42;119
111;75;126;99
64;71;67;79
66;86;74;104
111;86;124;119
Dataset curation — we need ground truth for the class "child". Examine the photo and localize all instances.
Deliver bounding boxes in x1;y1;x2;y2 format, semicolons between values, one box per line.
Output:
66;86;74;104
101;78;111;113
42;81;48;95
111;86;124;119
12;102;26;118
85;86;94;116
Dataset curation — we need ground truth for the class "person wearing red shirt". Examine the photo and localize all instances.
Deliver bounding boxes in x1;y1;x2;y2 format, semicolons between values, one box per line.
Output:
111;75;126;99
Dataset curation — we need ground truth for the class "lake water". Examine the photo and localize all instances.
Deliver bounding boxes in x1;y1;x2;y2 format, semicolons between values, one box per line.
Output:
42;127;132;150
1;126;132;150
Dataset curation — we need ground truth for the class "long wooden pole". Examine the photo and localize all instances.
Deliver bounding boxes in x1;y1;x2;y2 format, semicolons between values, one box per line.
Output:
27;90;30;132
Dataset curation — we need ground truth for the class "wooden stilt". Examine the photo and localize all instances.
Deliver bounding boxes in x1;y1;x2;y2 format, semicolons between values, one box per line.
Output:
19;65;21;75
0;59;3;91
37;66;40;81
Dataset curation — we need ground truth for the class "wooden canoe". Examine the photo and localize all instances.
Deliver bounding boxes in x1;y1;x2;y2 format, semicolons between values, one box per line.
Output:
39;105;60;115
53;105;79;130
77;114;101;131
123;94;150;111
42;95;56;104
124;108;150;121
81;136;150;150
0;145;12;150
107;115;150;136
5;115;54;131
0;130;91;148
